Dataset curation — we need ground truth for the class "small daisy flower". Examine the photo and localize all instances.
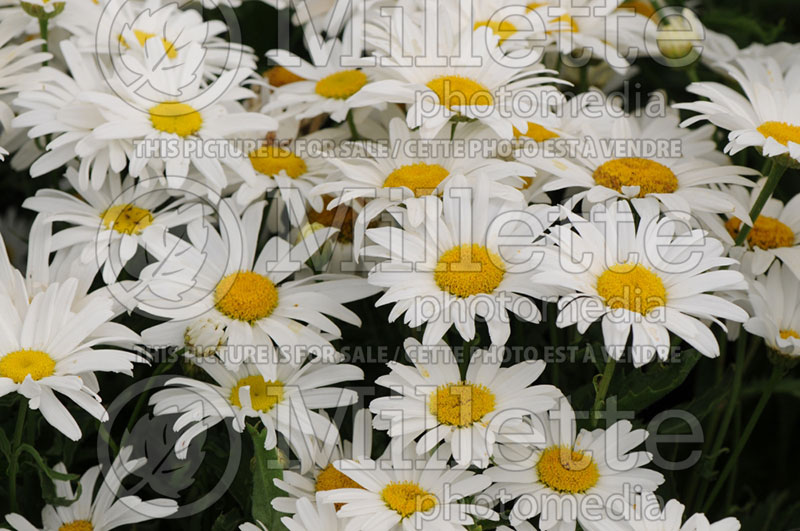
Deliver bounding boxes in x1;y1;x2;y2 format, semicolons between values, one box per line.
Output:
321;451;499;530
280;494;347;531
675;57;800;165
743;262;800;360
629;494;741;531
532;200;749;365
365;177;559;345
148;356;362;472
23;169;209;283
370;338;562;467
0;279;142;440
485;401;665;531
3;446;178;531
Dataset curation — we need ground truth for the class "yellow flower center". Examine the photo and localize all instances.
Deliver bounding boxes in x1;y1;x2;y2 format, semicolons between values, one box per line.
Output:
314;70;368;99
265;66;304;87
315;463;363;510
429;381;496;426
383;162;450;197
537;446;599;494
100;204;153;235
0;349;56;384
229;375;284;411
149;102;203;137
520;176;535;190
757;121;800;147
474;19;517;43
59;521;94;531
596;263;667;315
307;198;358;243
725;216;795;250
249;145;308;178
426;76;494;109
215;271;279;322
618;0;656;18
780;329;800;340
381;482;437;518
434;244;505;298
593;157;679;197
513;122;559;142
119;30;177;59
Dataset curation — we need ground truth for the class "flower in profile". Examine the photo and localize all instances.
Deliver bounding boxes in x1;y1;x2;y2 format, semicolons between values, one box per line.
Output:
743;262;800;361
629;493;740;531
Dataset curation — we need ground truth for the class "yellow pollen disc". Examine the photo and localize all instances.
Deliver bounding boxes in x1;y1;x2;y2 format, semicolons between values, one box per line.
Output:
59;521;94;531
307;198;357;243
725;216;795;250
549;13;578;33
537;446;599;494
757;121;800;147
118;31;177;59
229;375;284;411
520;176;535;190
381;482;437;518
596;263;667;316
780;329;800;340
434;244;505;298
314;70;368;99
513;122;559;142
215;271;279;322
315;463;363;510
593;157;679;197
429;381;496;426
618;0;656;18
100;204;154;235
249;145;308;178
474;19;517;43
383;162;450;197
265;66;304;87
426;76;494;110
149;102;202;137
0;349;56;384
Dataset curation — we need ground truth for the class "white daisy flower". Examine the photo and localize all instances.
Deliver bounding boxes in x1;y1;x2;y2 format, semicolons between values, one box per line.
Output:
675;57;800;165
0;279;142;440
364;177;559;345
320;451;499;530
137;200;378;368
3;446;178;531
370;338;562;467
532;200;749;365
148;355;362;471
281;494;347;531
351;21;566;138
22;169;209;283
629;493;740;531
485;401;665;531
743;261;800;359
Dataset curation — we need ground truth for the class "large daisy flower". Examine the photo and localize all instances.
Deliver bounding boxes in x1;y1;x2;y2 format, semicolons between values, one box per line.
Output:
628;494;740;531
23;169;209;283
321;451;499;530
532;200;749;366
743;262;800;360
364;177;559;345
0;279;142;440
484;401;665;531
3;446;178;531
351;21;566;138
675;57;800;165
137;200;377;367
370;338;562;467
148;356;362;472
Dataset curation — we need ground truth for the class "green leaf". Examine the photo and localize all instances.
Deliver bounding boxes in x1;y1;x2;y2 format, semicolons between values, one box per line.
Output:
659;371;734;435
17;444;80;481
615;350;701;412
247;424;288;531
211;508;243;531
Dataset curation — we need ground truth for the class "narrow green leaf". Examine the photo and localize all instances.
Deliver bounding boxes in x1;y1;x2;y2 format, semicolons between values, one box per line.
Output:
17;444;79;481
247;425;289;531
615;350;701;412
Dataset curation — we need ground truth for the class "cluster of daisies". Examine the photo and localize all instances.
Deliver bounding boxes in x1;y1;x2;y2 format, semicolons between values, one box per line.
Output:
1;0;799;528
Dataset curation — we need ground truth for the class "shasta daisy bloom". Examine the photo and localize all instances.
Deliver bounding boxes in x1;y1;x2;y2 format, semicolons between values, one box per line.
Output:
22;169;209;283
351;21;566;138
137;200;377;368
743;262;800;359
365;177;559;345
532;200;749;366
148;355;362;471
3;446;178;531
0;279;142;440
675;57;800;164
273;408;373;514
370;338;562;467
628;494;740;531
320;452;499;530
484;403;665;531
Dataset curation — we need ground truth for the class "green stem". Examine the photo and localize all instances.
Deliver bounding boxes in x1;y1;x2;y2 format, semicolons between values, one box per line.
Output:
9;400;27;512
346;110;361;141
703;364;784;512
734;160;787;246
38;16;49;66
450;121;457;141
591;358;616;428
